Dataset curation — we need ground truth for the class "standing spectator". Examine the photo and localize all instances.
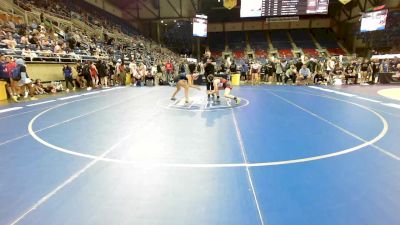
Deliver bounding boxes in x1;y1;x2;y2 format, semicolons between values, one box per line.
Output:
97;60;108;87
295;58;303;71
380;59;390;73
145;64;156;86
75;62;87;89
5;56;18;98
370;58;380;84
82;62;92;90
117;60;126;86
156;61;164;84
165;60;173;83
275;59;283;85
137;62;147;86
307;58;317;76
344;62;358;85
108;61;115;86
250;61;261;85
129;60;139;86
229;59;237;77
326;57;336;74
314;60;326;84
266;60;275;83
89;61;99;88
62;64;75;92
0;54;18;102
360;59;371;84
331;64;344;85
15;59;37;100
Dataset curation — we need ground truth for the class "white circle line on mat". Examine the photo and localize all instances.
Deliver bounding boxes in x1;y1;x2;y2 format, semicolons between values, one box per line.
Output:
28;90;388;168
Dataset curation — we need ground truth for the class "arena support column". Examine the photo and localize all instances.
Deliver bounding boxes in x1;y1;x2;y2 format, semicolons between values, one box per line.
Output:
157;22;161;44
197;37;201;61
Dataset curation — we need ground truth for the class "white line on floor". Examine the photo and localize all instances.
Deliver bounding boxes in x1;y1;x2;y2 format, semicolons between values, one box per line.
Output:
9;134;131;225
381;103;400;109
355;97;381;103
231;109;266;225
58;95;81;100
0;107;23;114
27;100;57;107
269;91;398;161
81;91;100;96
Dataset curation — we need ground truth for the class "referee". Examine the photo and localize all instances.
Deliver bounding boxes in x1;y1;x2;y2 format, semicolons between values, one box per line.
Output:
204;58;215;101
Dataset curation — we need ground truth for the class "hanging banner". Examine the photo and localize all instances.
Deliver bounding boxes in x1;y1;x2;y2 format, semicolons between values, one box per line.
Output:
224;0;237;10
338;0;352;5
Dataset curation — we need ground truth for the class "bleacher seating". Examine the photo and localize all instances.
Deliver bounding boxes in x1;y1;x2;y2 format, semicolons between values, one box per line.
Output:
226;31;246;51
312;28;340;48
0;0;179;67
248;31;268;51
290;29;316;49
270;30;292;50
66;0;139;35
208;32;225;52
255;50;267;57
233;51;245;58
302;48;319;57
278;49;293;58
328;48;346;55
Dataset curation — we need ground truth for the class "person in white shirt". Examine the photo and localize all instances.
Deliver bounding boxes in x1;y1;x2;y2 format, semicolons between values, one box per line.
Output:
129;60;139;86
134;62;146;86
251;61;261;85
298;64;311;84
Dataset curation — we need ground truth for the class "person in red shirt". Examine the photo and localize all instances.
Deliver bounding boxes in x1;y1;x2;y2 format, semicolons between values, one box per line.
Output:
89;61;99;88
207;75;241;104
5;56;19;101
165;60;173;84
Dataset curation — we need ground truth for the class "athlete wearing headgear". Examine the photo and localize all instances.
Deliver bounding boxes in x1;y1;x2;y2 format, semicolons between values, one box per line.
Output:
207;75;241;105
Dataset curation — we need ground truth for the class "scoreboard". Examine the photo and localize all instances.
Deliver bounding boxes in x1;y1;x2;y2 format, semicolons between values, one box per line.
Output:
240;0;329;18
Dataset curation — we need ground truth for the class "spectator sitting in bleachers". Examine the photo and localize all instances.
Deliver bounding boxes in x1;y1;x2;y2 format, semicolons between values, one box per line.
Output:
2;34;17;49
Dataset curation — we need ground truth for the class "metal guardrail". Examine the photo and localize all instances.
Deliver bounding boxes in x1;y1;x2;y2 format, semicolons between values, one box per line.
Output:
1;48;109;63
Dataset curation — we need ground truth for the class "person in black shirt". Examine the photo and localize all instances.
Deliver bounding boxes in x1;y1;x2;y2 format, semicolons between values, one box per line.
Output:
108;61;115;86
204;58;215;100
360;59;371;84
266;61;275;83
370;58;380;84
229;61;237;73
260;63;267;82
229;60;237;81
307;58;317;74
295;59;303;71
75;62;87;88
97;60;108;87
344;63;357;84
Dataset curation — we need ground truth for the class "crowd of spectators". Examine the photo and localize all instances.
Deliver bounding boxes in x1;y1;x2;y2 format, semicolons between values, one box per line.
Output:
204;53;400;86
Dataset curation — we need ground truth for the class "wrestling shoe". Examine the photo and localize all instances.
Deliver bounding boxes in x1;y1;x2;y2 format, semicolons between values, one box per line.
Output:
235;98;241;105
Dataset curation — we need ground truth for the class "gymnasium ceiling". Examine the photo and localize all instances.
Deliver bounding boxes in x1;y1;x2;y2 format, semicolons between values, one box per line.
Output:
109;0;398;22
